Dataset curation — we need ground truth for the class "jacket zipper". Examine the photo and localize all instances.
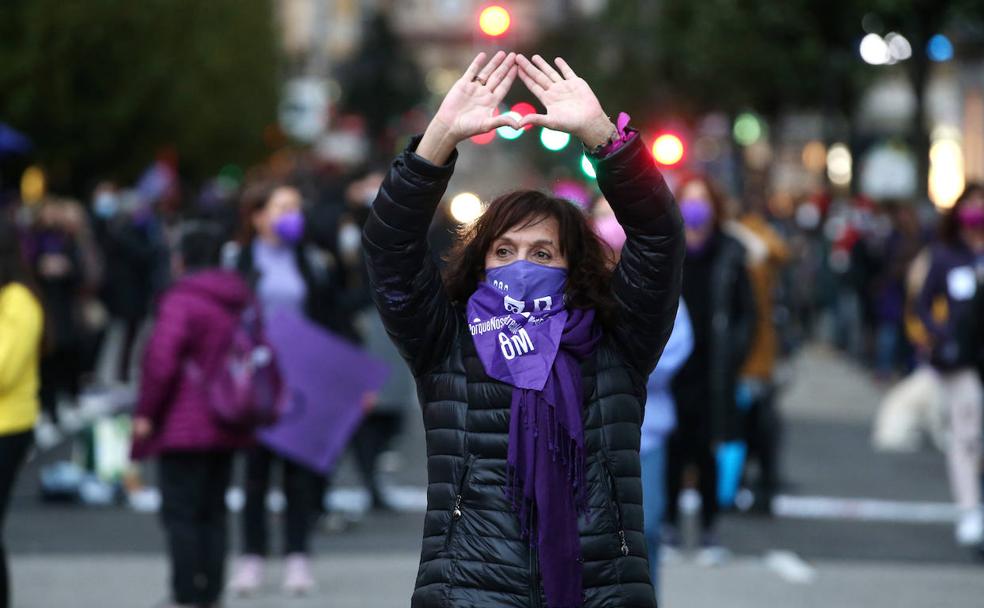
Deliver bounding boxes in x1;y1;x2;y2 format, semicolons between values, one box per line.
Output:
445;454;477;550
600;452;630;557
529;509;543;608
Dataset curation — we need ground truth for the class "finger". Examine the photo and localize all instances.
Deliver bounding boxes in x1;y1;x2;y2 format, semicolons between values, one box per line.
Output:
463;52;487;81
518;113;552;129
483;113;521;132
485;52;516;91
517;71;548;107
517;54;553;91
554;57;578;80
532;54;563;82
476;50;507;83
492;65;519;101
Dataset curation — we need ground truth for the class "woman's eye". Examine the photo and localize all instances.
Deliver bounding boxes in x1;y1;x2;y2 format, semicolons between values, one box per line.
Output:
496;248;510;257
534;250;551;260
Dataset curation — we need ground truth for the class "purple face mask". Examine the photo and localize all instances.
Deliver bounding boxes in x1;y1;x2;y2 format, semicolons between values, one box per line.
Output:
958;205;984;229
274;210;305;245
680;197;714;230
466;260;568;390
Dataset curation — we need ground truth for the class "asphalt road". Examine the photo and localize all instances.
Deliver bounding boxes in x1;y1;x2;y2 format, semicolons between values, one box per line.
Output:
7;345;984;607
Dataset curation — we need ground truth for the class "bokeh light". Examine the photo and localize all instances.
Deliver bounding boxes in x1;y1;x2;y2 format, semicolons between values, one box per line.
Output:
733;113;763;146
479;6;511;37
802;140;827;173
426;67;459;95
449;192;484;223
540;127;570;151
651;133;685;167
929;137;964;209
927;34;954;62
580;154;597;179
20;165;45;204
860;33;890;65
885;33;912;61
470;130;496;145
826;143;853;186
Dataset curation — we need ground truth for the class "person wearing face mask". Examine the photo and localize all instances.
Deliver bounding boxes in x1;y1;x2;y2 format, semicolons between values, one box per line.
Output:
363;51;683;608
224;181;344;596
28;199;86;423
92;185;166;384
915;183;984;547
335;169;414;513
662;175;755;563
591;196;693;598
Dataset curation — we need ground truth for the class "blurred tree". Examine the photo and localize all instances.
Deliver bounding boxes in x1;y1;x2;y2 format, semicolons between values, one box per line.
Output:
0;0;279;194
335;13;425;156
535;0;982;198
534;1;869;124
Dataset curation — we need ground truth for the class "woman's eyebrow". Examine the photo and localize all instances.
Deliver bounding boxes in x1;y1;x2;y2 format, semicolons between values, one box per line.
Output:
531;239;555;248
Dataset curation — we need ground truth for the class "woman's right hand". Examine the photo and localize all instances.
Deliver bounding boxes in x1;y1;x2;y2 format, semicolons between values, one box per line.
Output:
416;51;520;164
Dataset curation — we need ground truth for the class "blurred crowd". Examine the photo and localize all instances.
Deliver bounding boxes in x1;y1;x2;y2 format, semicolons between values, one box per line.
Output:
1;143;983;606
585;172;984;595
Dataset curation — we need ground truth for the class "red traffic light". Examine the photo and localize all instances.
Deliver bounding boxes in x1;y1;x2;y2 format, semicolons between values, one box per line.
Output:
479;6;511;37
652;132;685;167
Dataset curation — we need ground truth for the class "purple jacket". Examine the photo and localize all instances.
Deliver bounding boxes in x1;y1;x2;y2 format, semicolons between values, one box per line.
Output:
916;241;982;370
131;270;255;459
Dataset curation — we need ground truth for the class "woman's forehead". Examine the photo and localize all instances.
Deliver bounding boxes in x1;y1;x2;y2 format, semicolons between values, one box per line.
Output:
495;216;560;242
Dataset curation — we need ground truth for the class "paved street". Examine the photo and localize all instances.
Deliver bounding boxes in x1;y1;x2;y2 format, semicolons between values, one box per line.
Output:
7;345;984;607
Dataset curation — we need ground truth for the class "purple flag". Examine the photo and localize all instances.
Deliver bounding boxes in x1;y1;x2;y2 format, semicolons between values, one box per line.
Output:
258;310;390;474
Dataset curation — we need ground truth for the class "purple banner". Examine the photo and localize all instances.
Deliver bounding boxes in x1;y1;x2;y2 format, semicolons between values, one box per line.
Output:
259;310;390;474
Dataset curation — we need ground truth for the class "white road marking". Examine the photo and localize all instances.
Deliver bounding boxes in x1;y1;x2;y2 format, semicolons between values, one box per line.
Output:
773;494;959;524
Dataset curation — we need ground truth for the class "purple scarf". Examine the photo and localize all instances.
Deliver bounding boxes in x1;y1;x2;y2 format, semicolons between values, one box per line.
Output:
466;261;600;608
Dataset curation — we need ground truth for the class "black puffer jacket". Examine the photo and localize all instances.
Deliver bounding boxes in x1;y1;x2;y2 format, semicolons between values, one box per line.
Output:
674;232;755;442
363;133;684;608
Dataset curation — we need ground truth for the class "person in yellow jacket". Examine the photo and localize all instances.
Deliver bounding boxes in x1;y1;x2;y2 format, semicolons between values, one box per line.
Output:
0;217;45;608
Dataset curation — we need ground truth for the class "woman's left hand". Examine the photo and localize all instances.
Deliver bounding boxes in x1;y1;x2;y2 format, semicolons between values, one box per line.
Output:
516;54;615;148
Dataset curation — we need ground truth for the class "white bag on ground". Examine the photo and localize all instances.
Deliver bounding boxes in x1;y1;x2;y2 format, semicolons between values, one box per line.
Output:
872;366;946;452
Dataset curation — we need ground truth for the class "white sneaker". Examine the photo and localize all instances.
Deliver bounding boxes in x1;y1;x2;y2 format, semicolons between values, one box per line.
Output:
228;555;265;596
955;509;984;546
283;553;316;595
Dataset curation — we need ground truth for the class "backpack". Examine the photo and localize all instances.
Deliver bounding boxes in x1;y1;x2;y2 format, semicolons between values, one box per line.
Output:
188;305;285;429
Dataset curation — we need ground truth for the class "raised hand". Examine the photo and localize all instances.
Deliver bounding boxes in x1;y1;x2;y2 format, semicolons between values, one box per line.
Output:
516;55;615;149
436;51;520;138
417;51;520;164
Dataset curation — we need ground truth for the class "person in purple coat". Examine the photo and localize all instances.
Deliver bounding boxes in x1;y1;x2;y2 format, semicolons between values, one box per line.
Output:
915;183;984;547
131;223;254;608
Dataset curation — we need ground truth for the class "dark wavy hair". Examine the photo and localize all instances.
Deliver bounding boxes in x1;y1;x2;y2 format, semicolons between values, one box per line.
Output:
442;190;615;328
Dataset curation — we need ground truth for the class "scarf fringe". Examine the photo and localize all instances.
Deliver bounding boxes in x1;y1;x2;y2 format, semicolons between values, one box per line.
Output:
505;389;588;544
